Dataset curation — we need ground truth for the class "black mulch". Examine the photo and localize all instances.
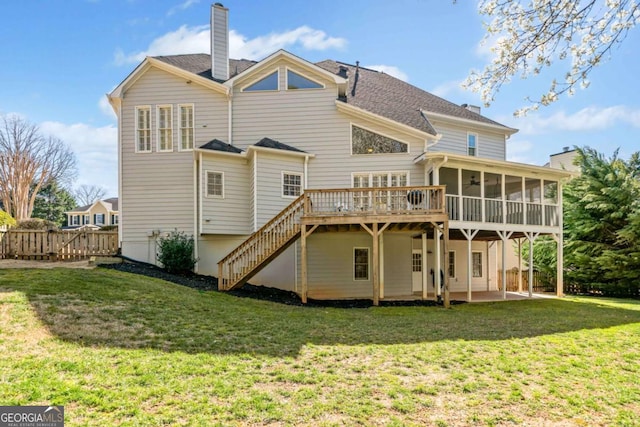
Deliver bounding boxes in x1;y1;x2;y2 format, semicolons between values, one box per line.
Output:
100;259;460;308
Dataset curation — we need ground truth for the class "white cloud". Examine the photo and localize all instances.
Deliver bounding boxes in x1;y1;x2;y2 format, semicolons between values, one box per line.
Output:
506;139;535;164
167;0;200;16
430;79;464;98
511;106;640;135
39;121;118;197
364;65;408;82
115;25;347;64
98;95;116;121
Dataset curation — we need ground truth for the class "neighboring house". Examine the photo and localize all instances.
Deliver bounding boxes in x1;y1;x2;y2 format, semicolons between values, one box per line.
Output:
548;147;580;172
108;4;571;304
65;198;119;230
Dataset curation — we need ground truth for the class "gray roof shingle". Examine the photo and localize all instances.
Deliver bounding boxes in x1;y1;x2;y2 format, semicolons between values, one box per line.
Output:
254;138;306;153
152;54;511;135
200;139;244;153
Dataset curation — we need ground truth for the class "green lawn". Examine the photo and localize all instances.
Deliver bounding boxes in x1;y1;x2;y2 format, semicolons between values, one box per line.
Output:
0;268;639;426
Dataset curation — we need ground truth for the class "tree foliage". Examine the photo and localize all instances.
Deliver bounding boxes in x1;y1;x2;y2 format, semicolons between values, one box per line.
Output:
31;181;77;227
0;115;77;220
466;0;640;114
75;184;107;207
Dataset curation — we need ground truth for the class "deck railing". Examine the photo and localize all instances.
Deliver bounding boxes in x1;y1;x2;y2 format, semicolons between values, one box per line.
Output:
445;195;559;226
303;186;446;217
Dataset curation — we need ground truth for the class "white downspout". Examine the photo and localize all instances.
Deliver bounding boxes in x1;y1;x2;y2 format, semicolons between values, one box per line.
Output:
227;90;233;145
194;151;201;272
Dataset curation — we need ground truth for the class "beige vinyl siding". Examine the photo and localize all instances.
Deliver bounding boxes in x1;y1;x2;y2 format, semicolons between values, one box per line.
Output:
201;155;251;234
429;121;506;161
255;151;304;228
120;66;228;263
232;60;427;190
197;234;249;276
301;233;413;299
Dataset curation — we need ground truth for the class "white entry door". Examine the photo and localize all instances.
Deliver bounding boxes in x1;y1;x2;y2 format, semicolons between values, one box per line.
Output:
412;250;423;292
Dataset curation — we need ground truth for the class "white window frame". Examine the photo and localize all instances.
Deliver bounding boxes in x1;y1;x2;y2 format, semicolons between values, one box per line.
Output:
156;105;173;152
472;251;483;278
350;123;410;155
206;170;224;198
83;214;90;225
448;250;456;279
135;106;152;153
178;104;194;151
351;171;410;187
282;171;303;198
71;215;79;226
353;247;370;281
467;132;478;157
285;67;325;90
111;214;118;225
241;70;280;92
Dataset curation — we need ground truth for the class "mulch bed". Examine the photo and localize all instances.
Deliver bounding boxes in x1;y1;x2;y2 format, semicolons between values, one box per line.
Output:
100;259;455;308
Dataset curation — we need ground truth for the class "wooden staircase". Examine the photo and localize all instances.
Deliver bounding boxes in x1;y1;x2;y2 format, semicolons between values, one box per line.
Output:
217;194;305;291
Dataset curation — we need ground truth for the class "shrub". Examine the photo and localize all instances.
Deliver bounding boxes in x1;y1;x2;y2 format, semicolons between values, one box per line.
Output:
157;230;198;274
0;210;16;228
100;225;118;231
15;218;58;230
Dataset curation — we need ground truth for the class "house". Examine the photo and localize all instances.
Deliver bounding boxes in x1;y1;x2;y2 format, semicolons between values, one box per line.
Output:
65;198;119;229
548;147;580;172
108;3;572;304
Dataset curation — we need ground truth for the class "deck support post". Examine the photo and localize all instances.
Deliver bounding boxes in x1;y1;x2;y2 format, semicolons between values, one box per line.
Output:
434;225;441;301
555;180;564;297
372;223;380;306
460;228;479;302
517;238;523;292
443;221;450;308
524;232;539;298
421;231;428;300
380;231;385;299
300;224;308;304
496;230;514;300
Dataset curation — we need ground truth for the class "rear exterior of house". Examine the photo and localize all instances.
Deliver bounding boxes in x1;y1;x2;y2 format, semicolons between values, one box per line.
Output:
109;4;570;304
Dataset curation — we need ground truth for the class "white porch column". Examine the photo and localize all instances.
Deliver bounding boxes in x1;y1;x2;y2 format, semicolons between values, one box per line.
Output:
517;238;523;292
422;231;428;300
460;228;479;302
524;232;539;298
557;181;564;297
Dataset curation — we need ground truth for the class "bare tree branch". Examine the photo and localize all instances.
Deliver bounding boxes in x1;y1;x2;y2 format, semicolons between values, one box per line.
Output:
74;184;107;207
0;115;77;220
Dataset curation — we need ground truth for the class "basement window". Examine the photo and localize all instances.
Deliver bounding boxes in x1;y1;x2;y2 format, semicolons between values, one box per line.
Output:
354;247;369;281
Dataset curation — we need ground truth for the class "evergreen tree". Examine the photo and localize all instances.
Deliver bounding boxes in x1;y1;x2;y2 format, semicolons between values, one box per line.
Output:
31;181;77;227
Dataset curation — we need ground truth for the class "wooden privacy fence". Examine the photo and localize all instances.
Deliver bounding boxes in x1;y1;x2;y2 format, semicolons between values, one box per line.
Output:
498;269;553;293
0;230;119;261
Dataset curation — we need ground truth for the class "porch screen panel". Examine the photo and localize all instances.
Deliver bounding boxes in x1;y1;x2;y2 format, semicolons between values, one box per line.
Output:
505;175;523;224
544;180;559;226
462;169;481;221
440;167;459;220
485;172;502;223
525;178;542;225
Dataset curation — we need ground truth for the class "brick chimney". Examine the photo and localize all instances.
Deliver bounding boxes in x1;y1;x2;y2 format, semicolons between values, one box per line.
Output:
211;3;229;81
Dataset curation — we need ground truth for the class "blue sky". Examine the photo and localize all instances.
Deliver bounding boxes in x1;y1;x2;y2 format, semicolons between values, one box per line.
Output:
2;0;639;198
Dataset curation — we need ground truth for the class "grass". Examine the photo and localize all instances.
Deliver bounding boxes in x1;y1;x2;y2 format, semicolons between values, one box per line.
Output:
0;268;639;426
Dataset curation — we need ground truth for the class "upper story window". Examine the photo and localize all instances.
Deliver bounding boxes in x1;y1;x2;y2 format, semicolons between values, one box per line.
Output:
206;171;224;198
287;70;323;90
136;106;151;153
282;172;302;197
467;133;478;156
179;104;194;151
352;125;408;155
157;105;173;152
243;71;278;92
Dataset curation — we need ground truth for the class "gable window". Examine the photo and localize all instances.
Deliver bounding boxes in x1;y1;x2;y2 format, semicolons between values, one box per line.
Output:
352;125;408;155
179;104;194;151
467;133;478;156
282;172;302;197
157;105;173;152
472;251;483;277
206;171;224;198
287;69;323;90
243;71;278;92
354;247;369;281
135;106;151;152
